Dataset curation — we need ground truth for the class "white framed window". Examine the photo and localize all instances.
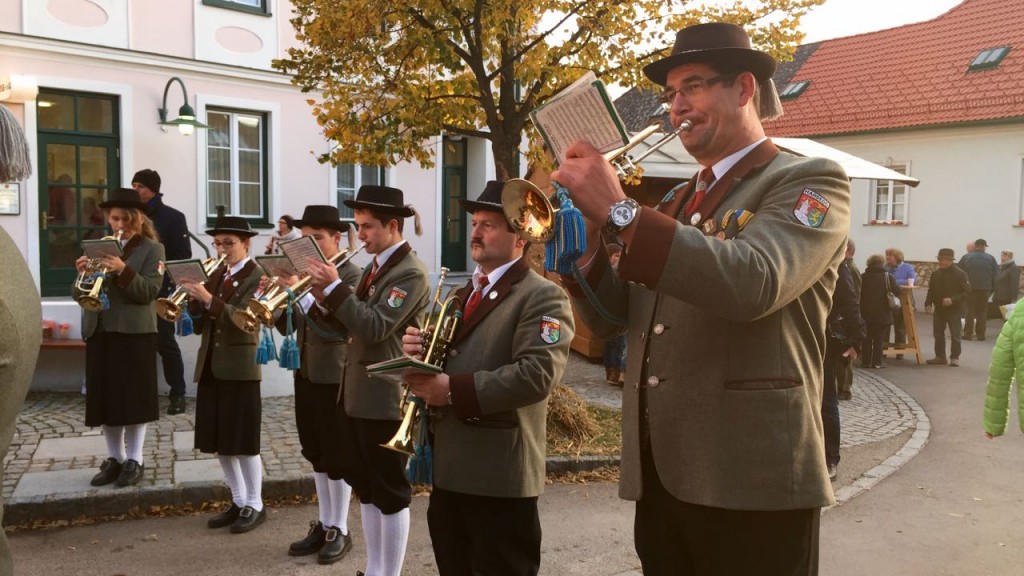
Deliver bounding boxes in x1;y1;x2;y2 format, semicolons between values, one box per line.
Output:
870;162;909;224
206;109;268;224
202;0;270;15
336;164;386;221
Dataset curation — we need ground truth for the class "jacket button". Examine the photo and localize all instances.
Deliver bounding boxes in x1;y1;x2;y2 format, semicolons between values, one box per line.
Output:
647;376;660;388
347;337;354;344
214;342;220;348
450;349;458;358
653;323;665;335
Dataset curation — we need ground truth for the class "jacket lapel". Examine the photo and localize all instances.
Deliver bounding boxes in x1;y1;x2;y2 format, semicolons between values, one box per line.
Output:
356;243;412;300
121;234;143;260
217;260;257;303
452;258;530;345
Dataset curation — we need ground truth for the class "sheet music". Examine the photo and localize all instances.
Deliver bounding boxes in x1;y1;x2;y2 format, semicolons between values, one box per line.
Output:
81;238;123;259
530;71;630;165
164;259;208;284
256;255;298;279
279;236;327;275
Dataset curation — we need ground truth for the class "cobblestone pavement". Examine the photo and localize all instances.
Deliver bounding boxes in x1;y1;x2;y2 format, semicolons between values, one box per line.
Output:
2;352;920;508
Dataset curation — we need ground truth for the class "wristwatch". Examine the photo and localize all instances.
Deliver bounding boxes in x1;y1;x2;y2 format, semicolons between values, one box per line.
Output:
606;198;640;235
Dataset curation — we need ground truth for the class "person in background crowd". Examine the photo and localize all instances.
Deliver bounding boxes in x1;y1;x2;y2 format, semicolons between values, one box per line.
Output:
550;21;849;574
983;301;1024;440
603;244;627;387
822;240;864;480
860;254;898;369
960;239;998;341
74;188;165;489
992;250;1020;308
181;216;268;534
132;169;193;415
884;247;916;360
837;240;862;400
265;215;302;255
926;248;971;367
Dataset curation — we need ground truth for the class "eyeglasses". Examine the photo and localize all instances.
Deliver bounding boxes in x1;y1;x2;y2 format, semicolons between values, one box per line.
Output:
659;74;736;104
212;240;238;248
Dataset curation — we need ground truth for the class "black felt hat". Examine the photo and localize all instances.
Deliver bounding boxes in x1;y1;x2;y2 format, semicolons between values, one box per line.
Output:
642;22;778;86
343;185;415;218
459;181;506;214
98;187;147;211
294;205;350;233
205;215;258;238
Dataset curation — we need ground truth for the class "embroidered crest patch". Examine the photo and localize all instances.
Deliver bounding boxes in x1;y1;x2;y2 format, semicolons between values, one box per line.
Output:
387;287;407;308
540;316;561;344
793;189;830;228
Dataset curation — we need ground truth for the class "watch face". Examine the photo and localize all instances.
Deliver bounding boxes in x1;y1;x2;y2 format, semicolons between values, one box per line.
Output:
611;204;633;226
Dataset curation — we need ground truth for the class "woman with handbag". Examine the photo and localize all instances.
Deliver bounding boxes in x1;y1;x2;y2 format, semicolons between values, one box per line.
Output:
860;254;900;369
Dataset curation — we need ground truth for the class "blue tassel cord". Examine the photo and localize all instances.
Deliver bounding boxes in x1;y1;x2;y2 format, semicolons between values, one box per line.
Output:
278;288;301;370
405;396;433;485
544;184;587;274
256;325;277;365
177;312;194;337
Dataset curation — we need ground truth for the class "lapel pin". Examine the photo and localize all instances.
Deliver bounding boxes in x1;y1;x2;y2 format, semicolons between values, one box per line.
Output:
488;291;497;300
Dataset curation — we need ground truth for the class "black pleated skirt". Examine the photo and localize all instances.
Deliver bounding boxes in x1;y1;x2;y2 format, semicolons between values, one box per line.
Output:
194;349;262;456
85;331;159;427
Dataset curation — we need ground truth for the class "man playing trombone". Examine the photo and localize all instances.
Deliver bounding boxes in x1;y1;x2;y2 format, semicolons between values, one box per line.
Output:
306;186;429;576
270;205;361;564
401;181;574;576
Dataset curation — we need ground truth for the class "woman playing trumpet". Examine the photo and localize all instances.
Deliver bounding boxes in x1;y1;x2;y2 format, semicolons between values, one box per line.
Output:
73;187;165;488
179;215;267;534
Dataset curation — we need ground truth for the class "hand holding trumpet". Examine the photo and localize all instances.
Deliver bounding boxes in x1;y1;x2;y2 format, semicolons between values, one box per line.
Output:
401;326;450;407
178;279;213;306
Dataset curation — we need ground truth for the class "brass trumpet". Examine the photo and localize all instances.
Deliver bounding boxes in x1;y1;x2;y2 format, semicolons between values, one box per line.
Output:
75;230;124;312
502;118;694;243
381;268;463;456
155;254;227;322
231;243;367;333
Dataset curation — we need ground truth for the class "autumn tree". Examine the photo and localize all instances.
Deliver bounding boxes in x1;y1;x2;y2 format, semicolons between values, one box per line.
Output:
276;0;824;179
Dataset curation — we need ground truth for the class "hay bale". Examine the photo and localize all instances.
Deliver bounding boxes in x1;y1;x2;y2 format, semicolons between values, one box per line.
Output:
547;383;598;443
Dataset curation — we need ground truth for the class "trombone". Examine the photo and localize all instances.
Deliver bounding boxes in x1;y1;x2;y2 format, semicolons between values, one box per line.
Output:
502;118;694;243
231;243;367;333
75;230;124;312
155;254;227;322
381;267;463;456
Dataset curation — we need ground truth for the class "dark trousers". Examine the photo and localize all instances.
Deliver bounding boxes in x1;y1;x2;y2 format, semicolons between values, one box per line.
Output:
964;289;991;338
157;317;186;397
294;375;346;478
821;338;842;468
603;335;626;370
864;323;890;367
427;487;541;576
335;404;411;514
635;444;819;576
933;306;963;360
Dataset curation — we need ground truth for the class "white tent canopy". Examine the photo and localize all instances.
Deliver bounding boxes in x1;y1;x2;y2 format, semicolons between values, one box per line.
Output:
629;132;921;187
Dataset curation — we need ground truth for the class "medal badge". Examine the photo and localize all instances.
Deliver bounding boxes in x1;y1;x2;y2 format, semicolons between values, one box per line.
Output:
387;287;408;308
540;316;561;344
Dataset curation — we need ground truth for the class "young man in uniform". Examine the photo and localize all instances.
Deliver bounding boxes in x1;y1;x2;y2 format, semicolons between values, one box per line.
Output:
273;205;361;564
400;181;575;576
132;169;192;415
550;22;851;575
307;186;429;576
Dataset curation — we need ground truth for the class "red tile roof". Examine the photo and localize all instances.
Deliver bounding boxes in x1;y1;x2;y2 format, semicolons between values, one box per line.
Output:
764;0;1024;137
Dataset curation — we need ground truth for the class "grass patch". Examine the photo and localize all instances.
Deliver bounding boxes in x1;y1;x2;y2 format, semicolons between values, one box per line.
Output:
547;404;621;458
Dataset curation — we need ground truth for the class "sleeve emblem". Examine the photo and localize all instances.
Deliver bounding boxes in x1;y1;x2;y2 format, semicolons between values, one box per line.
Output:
540;316;561;344
387;287;408;308
793;188;830;228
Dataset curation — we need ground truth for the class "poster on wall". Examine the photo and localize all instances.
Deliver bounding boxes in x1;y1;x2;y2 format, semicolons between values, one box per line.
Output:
0;182;19;215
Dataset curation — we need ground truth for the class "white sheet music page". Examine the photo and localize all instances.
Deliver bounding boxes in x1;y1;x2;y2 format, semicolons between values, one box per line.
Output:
530;71;629;166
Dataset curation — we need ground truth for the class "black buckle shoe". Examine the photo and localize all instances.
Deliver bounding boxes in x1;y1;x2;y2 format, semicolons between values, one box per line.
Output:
167;395;187;415
230;506;267;534
115;459;144;487
317;527;353;565
288;520;327;556
90;458;122;487
207;503;242;529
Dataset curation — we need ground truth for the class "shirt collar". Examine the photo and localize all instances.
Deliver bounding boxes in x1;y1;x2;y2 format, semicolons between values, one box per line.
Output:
373;240;407;269
472;256;522;295
707;137;768;182
227;257;250;277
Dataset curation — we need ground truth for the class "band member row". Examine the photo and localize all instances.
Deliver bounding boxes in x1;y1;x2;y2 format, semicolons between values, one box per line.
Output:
402;180;575;576
307;185;429;576
74;187;165;489
181;216;268;534
272;205;361;564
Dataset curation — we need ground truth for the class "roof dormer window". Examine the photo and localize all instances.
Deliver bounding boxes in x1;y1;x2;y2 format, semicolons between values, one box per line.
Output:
968;46;1010;72
779;80;810;100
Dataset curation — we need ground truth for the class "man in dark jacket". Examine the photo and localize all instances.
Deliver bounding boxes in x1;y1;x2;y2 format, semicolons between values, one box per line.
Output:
837;240;862;400
959;238;998;340
926;248;972;367
993;250;1020;307
821;242;865;480
133;169;192;414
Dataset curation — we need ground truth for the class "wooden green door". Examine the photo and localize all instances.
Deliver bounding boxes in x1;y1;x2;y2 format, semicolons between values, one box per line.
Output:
440;137;468;271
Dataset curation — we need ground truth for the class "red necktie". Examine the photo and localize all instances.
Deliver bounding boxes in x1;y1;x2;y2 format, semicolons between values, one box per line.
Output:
463;276;489;320
363;261;379;291
684;168;715;222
